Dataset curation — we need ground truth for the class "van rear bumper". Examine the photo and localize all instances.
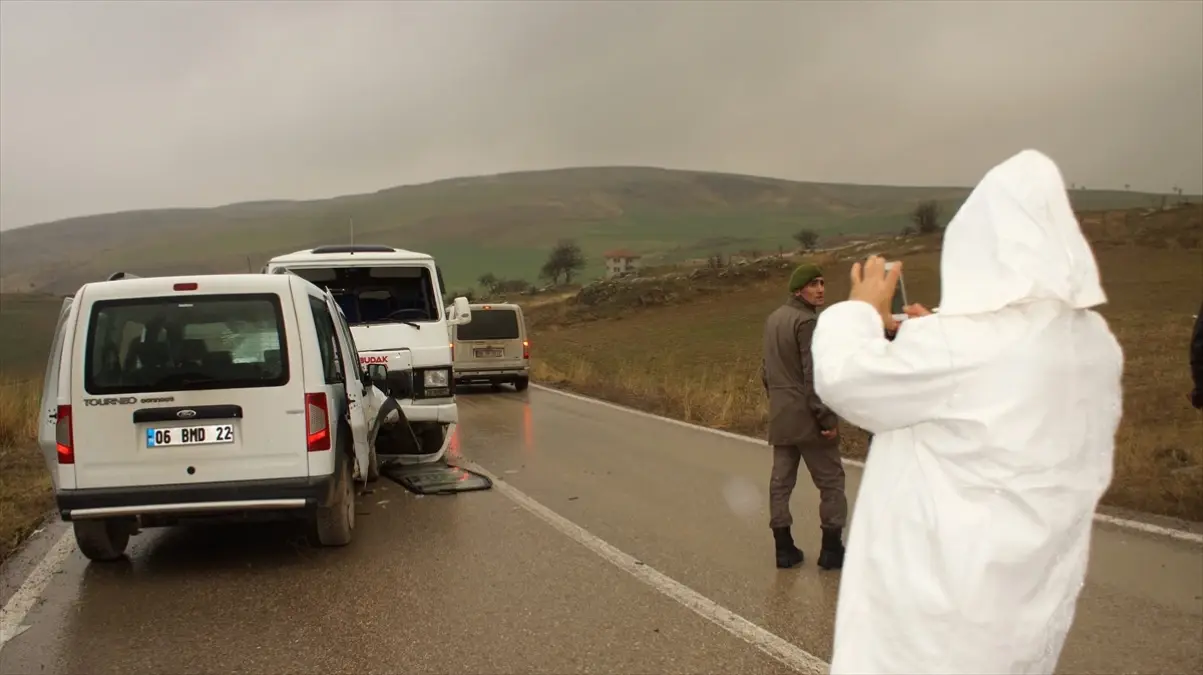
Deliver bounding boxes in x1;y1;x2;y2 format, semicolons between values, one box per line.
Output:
56;475;333;521
452;365;529;375
455;367;529;382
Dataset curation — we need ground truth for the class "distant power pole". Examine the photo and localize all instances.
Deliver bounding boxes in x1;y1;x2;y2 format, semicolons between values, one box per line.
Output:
349;217;355;245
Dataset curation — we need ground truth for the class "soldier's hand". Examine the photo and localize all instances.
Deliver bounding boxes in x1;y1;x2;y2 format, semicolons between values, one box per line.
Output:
820;428;839;439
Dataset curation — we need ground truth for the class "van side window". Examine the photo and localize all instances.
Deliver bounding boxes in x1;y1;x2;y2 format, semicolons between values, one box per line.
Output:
309;296;344;384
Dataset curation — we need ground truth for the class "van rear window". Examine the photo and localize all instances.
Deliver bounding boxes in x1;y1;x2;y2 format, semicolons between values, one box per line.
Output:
84;293;289;395
456;309;520;341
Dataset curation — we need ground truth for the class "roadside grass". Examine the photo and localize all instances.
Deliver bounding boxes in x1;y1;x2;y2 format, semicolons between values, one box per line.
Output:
0;293;63;376
0;376;52;560
528;244;1203;521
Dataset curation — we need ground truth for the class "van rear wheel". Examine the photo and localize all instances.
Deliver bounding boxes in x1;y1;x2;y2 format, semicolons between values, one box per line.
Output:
73;519;130;562
311;456;355;547
514;377;530;392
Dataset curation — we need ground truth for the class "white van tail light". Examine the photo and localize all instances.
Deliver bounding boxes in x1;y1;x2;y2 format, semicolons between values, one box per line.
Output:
305;392;331;452
523;339;530;360
56;404;74;464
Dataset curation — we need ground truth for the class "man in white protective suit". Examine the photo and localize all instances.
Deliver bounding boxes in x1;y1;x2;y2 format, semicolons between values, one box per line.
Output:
812;149;1124;675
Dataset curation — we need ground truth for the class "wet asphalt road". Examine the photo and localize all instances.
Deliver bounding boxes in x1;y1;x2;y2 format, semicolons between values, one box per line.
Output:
1;386;1201;675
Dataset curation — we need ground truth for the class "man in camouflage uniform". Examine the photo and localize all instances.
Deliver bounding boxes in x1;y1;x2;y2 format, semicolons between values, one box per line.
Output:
761;263;846;570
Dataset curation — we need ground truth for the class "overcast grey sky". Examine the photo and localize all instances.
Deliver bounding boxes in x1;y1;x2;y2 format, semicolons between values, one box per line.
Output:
1;0;1200;230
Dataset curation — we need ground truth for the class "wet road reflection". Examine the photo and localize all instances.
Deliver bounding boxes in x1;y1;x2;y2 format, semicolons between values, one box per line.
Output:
1;386;1199;675
453;387;1203;675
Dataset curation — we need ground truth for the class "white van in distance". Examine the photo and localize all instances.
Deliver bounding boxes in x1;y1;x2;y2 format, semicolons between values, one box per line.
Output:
452;302;530;391
39;273;380;561
263;245;471;465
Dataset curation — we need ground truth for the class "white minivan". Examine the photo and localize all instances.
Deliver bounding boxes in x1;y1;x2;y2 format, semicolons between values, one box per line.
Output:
39;273;381;561
452;303;530;391
263;245;471;465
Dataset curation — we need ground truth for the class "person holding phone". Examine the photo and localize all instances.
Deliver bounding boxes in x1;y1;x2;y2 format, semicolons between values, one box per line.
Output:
811;149;1123;674
760;263;846;570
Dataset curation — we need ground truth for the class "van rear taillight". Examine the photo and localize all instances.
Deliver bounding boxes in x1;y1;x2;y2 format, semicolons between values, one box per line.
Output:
449;342;454;360
305;393;331;452
56;405;74;464
522;340;530;360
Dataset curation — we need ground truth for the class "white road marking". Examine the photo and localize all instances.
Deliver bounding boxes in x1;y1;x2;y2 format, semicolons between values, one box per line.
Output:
0;529;74;654
463;460;829;675
531;383;1203;546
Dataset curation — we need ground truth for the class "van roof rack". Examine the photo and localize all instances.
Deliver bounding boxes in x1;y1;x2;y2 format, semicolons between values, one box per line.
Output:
106;272;140;281
310;244;396;255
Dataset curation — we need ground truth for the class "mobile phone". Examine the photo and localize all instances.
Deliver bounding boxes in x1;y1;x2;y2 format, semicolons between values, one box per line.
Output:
884;261;908;322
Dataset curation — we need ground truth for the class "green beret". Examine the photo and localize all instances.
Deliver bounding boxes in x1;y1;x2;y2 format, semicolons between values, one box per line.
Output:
788;263;823;293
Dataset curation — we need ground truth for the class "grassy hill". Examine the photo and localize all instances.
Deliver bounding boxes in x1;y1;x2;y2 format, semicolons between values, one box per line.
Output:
0;166;1183;295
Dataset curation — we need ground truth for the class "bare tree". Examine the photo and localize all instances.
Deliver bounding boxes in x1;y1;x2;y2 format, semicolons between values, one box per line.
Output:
539;239;586;285
793;228;820;251
910;200;942;234
477;272;498;293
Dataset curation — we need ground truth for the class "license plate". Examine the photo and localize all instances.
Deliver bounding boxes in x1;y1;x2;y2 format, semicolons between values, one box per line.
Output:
146;424;235;448
474;348;503;358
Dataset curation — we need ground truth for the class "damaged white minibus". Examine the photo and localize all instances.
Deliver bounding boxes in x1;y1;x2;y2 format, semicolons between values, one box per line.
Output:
262;244;472;466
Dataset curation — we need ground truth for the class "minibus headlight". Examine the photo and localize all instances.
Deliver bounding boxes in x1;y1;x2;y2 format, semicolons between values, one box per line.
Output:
424;369;450;388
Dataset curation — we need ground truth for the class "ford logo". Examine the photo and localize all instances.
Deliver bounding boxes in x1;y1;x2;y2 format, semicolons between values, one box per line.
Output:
176;409;198;419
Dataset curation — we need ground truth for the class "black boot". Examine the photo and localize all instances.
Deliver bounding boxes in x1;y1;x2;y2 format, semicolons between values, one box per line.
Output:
818;527;845;570
772;527;804;569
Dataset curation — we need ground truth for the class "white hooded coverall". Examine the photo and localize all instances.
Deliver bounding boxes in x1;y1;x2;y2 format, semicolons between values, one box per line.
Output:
814;149;1124;674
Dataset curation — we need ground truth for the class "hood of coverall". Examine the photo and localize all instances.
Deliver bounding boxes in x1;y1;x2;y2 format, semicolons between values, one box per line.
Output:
936;149;1108;316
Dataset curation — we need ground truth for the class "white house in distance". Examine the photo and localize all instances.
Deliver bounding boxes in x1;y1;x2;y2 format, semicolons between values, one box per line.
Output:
603;248;642;278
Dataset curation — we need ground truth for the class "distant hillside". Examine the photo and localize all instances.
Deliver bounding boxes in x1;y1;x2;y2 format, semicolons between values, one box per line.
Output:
0;166;1186;293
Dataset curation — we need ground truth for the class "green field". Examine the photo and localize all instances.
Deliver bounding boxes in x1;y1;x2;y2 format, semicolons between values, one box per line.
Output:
1;166;1185;295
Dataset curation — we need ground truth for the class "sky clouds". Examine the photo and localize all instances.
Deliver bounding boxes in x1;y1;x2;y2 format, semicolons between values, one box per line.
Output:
1;0;1200;229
